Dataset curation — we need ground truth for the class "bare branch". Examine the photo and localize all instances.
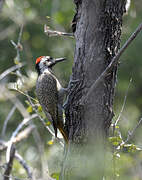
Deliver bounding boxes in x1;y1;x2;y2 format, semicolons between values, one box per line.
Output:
0;149;33;179
1;105;16;138
0;125;35;151
2;86;30;118
27;97;54;135
113;78;132;129
1;173;29;180
15;152;32;179
13;125;35;144
13;88;38;103
124;117;142;144
0;63;25;81
4;145;15;180
11;25;24;63
6;114;38;163
117;117;142;150
82;23;142;103
18;25;23;44
44;24;73;37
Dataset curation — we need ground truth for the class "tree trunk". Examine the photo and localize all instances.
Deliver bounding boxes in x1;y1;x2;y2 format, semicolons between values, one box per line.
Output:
61;0;126;179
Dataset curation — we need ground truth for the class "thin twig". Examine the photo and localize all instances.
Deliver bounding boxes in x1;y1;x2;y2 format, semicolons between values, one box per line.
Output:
13;88;38;103
2;86;30;118
0;142;33;179
1;173;31;180
6;114;38;163
0;126;35;151
4;145;15;180
15;152;32;179
1;105;16;138
10;40;17;48
0;63;25;81
44;24;73;37
124;117;142;144
17;25;24;63
114;78;132;128
27;96;54;136
82;23;142;103
18;25;23;44
117;117;142;149
27;95;64;147
11;25;24;63
13;125;35;144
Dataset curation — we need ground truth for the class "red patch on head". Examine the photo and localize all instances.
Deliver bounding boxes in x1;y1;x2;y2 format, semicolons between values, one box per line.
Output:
36;56;44;64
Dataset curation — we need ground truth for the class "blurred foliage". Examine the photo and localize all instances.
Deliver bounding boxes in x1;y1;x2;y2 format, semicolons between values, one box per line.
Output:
0;0;142;179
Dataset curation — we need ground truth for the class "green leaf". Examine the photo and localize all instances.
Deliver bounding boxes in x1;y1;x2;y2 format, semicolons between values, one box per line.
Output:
115;125;119;129
27;105;33;113
109;136;122;146
46;121;51;126
51;172;60;180
122;144;137;153
38;105;42;112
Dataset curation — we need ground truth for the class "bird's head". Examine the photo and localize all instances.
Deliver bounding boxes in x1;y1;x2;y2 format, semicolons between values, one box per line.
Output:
35;56;66;75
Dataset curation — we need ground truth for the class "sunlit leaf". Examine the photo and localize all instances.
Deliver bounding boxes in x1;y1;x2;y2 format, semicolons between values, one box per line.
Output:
46;121;51;126
47;140;54;145
51;172;60;180
38;105;42;112
27;105;33;113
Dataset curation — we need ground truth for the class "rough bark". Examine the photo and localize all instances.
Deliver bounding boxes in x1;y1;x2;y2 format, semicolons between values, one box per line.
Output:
61;0;126;179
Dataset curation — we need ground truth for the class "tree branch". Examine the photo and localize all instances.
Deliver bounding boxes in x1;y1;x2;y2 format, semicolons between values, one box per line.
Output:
1;105;16;138
4;145;15;180
112;78;132;136
0;125;35;151
82;23;142;103
124;117;142;145
6;114;38;163
114;78;132;126
116;117;142;150
0;63;25;81
10;25;23;63
15;152;33;179
44;24;73;37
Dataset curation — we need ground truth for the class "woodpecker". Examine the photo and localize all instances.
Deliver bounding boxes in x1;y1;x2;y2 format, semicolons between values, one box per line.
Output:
35;56;68;143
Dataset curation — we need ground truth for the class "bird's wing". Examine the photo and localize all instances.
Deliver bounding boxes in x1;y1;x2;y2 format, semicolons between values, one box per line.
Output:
36;72;58;123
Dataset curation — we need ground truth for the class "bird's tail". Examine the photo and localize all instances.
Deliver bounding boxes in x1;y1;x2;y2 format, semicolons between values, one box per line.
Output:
58;125;68;144
53;121;58;137
53;122;68;143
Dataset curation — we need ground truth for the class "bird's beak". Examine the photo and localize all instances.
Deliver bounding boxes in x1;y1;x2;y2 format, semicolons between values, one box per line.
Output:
50;57;66;67
54;57;66;64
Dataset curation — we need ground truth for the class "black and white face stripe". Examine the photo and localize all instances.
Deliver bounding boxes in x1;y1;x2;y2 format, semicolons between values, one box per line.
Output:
35;56;66;75
35;56;54;75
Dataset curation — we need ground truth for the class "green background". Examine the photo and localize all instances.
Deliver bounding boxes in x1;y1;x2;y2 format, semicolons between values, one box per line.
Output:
0;0;142;179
